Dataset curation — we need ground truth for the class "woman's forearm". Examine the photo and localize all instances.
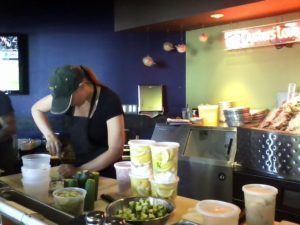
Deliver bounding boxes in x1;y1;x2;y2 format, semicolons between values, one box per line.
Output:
31;109;54;138
31;95;62;155
31;95;55;138
79;146;123;172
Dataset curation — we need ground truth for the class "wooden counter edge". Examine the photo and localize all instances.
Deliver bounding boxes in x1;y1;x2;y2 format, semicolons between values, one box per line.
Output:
0;169;199;225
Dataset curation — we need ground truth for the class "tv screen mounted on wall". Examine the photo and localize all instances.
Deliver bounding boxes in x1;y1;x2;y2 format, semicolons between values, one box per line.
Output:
0;34;28;95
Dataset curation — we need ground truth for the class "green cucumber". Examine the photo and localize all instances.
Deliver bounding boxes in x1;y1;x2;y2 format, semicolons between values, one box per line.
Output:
63;178;78;187
84;178;96;211
75;170;90;188
89;171;99;199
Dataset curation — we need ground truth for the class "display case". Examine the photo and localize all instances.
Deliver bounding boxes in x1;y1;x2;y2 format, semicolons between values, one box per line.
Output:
234;127;300;223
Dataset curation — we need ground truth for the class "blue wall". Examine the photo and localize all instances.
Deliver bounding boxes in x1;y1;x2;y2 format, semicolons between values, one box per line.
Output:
0;1;185;133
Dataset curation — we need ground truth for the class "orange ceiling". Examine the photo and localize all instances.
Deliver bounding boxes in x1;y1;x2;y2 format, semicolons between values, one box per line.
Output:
135;0;300;31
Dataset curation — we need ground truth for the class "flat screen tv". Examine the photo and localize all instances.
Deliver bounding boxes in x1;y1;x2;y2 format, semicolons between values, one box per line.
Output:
0;34;28;95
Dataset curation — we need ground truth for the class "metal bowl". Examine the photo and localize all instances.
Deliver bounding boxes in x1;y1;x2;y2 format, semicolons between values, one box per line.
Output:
106;196;175;225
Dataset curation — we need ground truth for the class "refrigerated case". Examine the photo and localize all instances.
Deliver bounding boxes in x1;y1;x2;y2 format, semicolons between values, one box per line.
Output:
233;127;300;223
151;123;236;201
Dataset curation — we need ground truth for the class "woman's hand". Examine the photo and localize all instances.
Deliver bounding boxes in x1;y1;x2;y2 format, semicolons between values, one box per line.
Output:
58;164;78;178
45;134;61;156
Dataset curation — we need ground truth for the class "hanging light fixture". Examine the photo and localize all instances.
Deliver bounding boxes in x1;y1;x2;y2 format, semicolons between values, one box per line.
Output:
163;42;174;51
199;32;209;43
175;44;187;53
176;26;187;53
163;28;174;52
142;27;155;67
142;55;155;66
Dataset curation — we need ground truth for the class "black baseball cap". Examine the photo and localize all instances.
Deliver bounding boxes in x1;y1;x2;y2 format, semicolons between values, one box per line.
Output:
48;65;84;114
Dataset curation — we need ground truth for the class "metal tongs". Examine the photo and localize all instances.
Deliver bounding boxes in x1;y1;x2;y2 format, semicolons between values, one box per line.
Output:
85;210;130;225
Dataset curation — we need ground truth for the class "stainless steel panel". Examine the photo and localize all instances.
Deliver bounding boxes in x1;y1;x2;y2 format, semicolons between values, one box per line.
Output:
178;157;232;201
184;127;236;162
236;127;300;182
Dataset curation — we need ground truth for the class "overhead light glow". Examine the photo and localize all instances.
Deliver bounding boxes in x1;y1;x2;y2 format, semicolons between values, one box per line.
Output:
210;13;224;19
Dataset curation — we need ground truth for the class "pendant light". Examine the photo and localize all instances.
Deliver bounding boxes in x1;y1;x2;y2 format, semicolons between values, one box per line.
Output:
176;26;187;53
163;28;175;52
198;24;209;43
142;27;155;67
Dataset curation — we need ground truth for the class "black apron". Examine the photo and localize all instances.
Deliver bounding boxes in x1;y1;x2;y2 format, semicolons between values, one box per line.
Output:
0;139;17;175
64;85;116;178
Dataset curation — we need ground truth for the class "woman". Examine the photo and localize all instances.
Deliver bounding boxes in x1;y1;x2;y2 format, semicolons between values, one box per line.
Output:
31;65;125;178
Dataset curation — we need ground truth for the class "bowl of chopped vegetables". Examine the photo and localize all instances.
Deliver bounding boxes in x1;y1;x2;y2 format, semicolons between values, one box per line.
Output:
106;196;175;225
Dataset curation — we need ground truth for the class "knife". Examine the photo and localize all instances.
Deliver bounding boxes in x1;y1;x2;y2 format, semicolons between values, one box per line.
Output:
100;194;116;203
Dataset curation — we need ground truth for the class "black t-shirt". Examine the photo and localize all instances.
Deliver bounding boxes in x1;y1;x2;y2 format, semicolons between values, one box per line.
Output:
0;91;16;175
88;85;124;146
0;91;14;117
62;86;123;178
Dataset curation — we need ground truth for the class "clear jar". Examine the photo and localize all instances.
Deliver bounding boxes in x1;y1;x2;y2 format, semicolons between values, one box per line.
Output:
287;83;296;101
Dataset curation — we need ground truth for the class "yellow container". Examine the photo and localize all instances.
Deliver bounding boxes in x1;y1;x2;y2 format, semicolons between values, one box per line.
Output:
129;173;151;197
128;140;155;166
198;105;219;126
150;176;179;201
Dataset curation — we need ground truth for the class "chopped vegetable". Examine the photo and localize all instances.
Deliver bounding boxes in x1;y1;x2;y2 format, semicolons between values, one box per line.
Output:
113;199;169;221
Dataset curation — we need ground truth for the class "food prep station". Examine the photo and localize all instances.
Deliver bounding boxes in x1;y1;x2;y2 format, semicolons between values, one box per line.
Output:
0;172;200;225
1;120;300;224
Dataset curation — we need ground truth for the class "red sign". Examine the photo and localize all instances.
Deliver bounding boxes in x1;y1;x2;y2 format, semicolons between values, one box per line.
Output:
224;19;300;50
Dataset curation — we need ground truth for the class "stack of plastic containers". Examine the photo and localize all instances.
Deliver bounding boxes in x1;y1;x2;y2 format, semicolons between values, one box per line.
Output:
21;153;51;202
128;140;180;201
128;140;155;197
150;142;180;201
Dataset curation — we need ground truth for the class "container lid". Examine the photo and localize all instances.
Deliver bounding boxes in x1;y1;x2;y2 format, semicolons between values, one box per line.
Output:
114;161;131;169
21;153;51;160
128;139;156;146
242;184;278;196
196;200;240;218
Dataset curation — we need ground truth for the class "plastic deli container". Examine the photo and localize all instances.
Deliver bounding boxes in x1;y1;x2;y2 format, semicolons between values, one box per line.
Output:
22;153;51;168
53;187;87;216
